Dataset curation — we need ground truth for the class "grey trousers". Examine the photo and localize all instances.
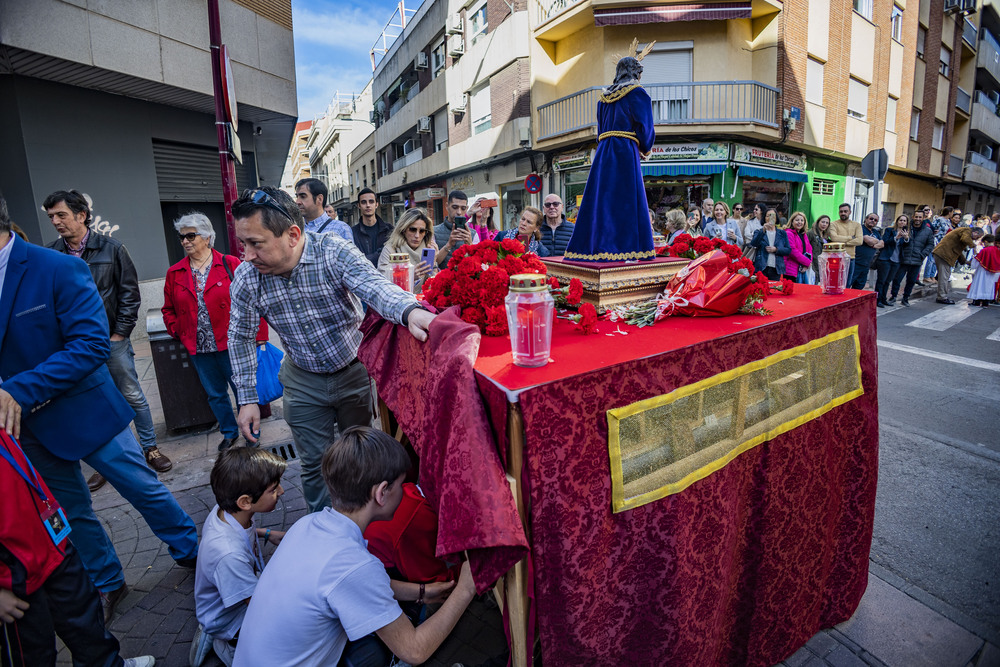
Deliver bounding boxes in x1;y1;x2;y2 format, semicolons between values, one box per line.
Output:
279;358;373;513
934;255;954;300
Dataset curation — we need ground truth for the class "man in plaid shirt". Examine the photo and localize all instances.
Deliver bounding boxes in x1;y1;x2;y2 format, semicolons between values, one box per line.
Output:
228;187;435;512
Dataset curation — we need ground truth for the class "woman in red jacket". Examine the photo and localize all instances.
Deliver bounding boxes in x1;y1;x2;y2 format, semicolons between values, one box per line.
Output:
162;213;267;451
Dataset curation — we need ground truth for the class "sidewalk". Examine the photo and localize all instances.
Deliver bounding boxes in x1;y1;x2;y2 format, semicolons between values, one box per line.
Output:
63;341;997;666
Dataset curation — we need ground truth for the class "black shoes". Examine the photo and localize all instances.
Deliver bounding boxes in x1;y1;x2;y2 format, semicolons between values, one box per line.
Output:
901;299;910;307
175;556;197;570
101;584;128;624
877;301;886;308
88;472;107;492
936;298;956;305
218;436;239;452
886;298;896;306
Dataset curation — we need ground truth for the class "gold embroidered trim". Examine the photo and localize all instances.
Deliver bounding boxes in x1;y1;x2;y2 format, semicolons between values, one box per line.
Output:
598;131;639;146
599;84;639;104
564;248;657;261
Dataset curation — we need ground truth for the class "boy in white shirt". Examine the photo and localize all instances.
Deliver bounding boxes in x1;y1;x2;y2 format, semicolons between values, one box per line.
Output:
233;426;477;667
193;447;287;666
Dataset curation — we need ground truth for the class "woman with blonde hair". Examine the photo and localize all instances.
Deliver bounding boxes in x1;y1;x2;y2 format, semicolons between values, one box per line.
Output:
377;208;438;293
784;211;814;283
494;206;550;256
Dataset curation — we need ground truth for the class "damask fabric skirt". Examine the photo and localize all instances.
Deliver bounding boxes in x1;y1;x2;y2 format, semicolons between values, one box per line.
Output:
564;136;655;262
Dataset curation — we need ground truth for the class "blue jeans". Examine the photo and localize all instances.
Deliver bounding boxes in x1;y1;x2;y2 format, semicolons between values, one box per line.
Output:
339;635;389;667
21;427;198;593
106;338;157;452
190;350;240;439
924;255;937;279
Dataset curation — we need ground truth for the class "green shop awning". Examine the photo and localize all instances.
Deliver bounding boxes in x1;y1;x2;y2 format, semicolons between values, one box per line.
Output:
737;165;808;183
642;162;728;177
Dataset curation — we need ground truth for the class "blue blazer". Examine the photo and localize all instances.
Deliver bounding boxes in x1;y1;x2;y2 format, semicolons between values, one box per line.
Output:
0;237;133;460
750;228;790;274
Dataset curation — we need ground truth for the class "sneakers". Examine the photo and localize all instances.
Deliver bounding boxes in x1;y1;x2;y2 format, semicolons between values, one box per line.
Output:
88;471;107;492
144;447;173;473
101;583;128;624
123;658;156;667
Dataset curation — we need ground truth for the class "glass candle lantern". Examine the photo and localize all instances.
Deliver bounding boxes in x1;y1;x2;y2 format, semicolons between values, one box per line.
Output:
388;253;414;293
818;242;850;295
505;274;555;368
652;234;667;252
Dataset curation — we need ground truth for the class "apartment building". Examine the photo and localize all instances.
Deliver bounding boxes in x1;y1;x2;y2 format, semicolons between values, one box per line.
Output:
370;0;535;229
0;0;297;277
307;86;375;218
531;0;996;225
281;120;315;193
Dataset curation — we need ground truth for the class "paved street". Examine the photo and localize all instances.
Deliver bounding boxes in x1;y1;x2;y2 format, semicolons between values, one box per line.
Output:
61;283;1000;667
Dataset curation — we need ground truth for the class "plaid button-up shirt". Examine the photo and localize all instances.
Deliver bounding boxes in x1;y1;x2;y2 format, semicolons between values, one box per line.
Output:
228;232;418;405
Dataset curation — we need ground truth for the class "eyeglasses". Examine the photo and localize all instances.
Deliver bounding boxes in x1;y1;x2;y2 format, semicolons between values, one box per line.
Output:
178;232;200;242
734;206;743;211
406;226;427;235
244;189;293;222
543;202;562;208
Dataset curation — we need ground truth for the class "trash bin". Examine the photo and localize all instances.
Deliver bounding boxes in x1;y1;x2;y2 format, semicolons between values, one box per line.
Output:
146;309;217;432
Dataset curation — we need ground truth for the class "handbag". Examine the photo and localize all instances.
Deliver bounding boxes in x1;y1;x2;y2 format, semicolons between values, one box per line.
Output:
255;342;284;404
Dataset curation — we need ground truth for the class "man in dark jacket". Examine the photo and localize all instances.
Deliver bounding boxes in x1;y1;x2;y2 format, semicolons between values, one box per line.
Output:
45;191;172;487
539;194;576;256
352;188;393;266
851;213;884;289
889;209;933;307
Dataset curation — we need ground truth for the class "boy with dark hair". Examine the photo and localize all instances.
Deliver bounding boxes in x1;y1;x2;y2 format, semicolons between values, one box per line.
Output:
193;447;287;666
233;426;476;667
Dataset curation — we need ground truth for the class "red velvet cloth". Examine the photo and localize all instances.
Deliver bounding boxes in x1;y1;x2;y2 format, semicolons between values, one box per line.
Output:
473;286;879;666
359;308;528;593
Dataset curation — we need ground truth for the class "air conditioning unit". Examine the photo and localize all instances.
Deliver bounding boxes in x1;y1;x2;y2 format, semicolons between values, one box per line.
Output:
448;34;465;57
448;13;463;34
451;93;468;114
944;0;960;13
982;146;994;160
417;116;432;133
415;51;429;70
989;90;1000;105
960;0;977;14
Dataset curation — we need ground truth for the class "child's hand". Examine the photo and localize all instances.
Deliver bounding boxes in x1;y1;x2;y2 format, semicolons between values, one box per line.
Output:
0;589;29;623
264;529;285;546
456;560;476;597
424;580;457;604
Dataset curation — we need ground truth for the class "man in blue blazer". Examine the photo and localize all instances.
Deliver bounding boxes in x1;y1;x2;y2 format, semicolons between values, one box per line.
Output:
0;196;198;624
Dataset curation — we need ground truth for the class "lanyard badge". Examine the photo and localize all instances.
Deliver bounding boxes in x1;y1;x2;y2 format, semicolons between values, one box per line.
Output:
0;436;72;546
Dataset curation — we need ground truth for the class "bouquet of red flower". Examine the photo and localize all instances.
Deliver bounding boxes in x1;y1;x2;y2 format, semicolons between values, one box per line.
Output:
610;249;771;326
421;238;547;335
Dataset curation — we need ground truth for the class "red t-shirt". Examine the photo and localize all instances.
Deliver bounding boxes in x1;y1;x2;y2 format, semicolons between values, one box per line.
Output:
0;430;67;596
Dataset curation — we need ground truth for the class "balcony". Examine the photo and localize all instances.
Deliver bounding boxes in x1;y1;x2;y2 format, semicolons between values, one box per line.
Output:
964;162;1000;189
536;0;586;24
957;87;972;115
980;33;1000;86
971;100;1000;143
392;148;422;172
537;81;779;142
947;154;964;177
963;18;978;49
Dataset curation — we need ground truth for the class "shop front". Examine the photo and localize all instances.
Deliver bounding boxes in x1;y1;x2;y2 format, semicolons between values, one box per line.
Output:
641;142;729;216
413;185;447;224
730;144;808;221
552;148;595;219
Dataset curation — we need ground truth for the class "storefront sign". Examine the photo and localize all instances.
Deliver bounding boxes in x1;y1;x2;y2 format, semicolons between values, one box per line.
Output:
451;175;475;190
413;187;445;201
647;142;729;162
553;149;594;171
732;144;806;171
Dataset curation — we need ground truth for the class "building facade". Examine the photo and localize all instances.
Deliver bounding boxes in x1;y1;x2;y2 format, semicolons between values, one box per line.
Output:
370;0;535;229
281;120;315;193
0;0;297;283
307;86;375;219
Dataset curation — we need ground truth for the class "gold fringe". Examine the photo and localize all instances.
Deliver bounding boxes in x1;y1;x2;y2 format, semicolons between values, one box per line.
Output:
564;248;657;261
599;84;639;104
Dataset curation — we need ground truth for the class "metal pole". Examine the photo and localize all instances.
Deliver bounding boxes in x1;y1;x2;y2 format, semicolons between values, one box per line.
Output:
208;0;241;255
872;150;880;218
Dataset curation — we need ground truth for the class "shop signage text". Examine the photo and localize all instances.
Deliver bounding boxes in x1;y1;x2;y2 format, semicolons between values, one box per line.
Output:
647;142;729;162
553;149;594;171
733;144;806;171
451;175;475;190
413;187;445;201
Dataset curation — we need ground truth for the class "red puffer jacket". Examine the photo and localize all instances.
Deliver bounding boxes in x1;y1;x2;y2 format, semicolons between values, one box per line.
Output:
162;250;268;355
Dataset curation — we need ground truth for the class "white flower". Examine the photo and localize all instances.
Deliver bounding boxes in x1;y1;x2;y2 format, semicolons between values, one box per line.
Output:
481;263;490;271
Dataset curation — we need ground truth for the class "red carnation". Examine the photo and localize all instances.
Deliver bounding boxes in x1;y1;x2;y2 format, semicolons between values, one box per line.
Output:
779;277;794;295
567;278;583;305
476;247;499;264
524;256;547;274
480;239;500;251
499;255;526;275
723;244;743;259
547;276;561;289
674;233;693;245
578;303;598;334
693;237;714;254
456;256;480;276
484;305;508;336
673;242;690;255
460;306;486;329
711;237;727;248
499;238;524;255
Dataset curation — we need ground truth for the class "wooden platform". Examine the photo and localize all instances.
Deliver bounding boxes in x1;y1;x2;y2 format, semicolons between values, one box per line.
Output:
541;256;690;310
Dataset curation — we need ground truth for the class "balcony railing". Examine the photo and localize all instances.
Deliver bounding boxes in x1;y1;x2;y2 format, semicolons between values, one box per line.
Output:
537;81;780;141
967;150;997;170
957;87;972;114
963;18;978;47
974;89;999;113
535;0;586;24
964;162;1000;189
978;34;1000;85
971;101;1000;142
392;149;422;172
947;154;964;177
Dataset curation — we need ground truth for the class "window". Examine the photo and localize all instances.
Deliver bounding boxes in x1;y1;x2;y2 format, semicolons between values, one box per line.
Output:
916;26;926;58
640;42;693;118
848;78;869;120
469;1;488;46
891;5;903;41
886;96;898;132
433;109;449;151
471;83;492;134
939;46;951;77
431;39;446;77
932;121;944;150
806;58;824;105
812;179;836;196
854;0;873;20
910;109;920;140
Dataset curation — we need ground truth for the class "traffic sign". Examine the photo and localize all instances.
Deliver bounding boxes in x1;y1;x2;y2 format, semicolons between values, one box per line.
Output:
524;173;542;194
861;148;888;181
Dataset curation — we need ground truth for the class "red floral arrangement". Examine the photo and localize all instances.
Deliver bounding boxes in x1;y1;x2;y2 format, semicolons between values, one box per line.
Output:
771;277;795;295
421;239;547;336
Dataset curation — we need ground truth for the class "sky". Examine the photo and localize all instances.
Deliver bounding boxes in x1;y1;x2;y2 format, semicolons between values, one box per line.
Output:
292;0;418;120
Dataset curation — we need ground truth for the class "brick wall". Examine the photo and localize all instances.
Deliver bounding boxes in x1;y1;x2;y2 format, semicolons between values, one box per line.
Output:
778;0;809;144
451;107;471;145
917;0;945;173
823;0;854;153
941;24;963;165
487;0;526;32
490;58;531;127
867;0;894;150
895;0;920;165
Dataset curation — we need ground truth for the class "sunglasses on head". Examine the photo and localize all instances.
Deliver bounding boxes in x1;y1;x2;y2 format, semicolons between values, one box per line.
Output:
178;232;200;242
243;189;293;222
544;202;561;208
407;226;427;235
